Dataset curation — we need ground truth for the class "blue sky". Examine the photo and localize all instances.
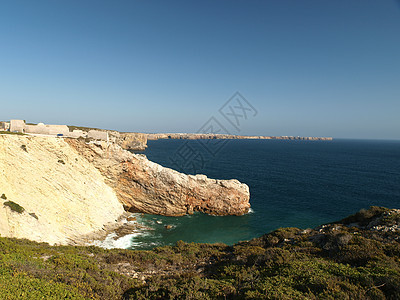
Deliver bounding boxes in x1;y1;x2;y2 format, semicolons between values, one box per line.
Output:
0;1;399;139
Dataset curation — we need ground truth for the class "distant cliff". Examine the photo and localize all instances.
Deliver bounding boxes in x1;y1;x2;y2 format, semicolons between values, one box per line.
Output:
147;133;333;141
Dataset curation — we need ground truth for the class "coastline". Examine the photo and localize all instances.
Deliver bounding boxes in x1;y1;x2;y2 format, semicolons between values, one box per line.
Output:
146;133;333;141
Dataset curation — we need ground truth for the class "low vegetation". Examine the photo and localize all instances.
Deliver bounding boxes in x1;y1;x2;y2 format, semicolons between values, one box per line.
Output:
0;131;26;135
29;212;39;220
3;201;25;214
68;125;104;132
0;207;399;299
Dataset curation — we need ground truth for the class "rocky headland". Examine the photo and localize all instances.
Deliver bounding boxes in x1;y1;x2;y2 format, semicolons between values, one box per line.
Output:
66;138;250;216
0;133;250;245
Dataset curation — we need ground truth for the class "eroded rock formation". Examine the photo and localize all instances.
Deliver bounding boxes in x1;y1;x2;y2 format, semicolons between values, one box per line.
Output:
66;139;250;216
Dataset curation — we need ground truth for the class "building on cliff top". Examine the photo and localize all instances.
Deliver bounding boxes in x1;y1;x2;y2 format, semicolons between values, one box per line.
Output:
25;123;70;135
3;120;110;141
8;120;70;136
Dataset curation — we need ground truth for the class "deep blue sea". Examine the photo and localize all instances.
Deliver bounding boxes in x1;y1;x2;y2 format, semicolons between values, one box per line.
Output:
123;139;400;250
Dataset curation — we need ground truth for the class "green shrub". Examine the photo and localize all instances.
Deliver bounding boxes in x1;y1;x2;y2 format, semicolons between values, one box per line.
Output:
3;201;25;213
339;206;388;226
29;212;39;220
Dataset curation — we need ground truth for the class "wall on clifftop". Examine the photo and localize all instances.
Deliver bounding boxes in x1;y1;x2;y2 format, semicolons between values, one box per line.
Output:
0;135;125;245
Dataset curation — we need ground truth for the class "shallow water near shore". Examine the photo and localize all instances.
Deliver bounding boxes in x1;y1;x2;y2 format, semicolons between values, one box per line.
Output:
123;139;400;250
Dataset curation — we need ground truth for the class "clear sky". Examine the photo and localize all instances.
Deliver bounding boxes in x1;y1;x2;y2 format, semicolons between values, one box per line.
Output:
0;1;399;139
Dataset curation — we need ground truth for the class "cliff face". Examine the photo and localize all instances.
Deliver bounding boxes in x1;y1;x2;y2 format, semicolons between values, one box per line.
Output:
66;139;250;216
84;130;148;151
0;135;125;245
116;132;147;151
66;124;148;151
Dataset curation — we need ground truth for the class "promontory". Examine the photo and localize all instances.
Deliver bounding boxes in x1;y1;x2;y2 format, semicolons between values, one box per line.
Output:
0;128;250;245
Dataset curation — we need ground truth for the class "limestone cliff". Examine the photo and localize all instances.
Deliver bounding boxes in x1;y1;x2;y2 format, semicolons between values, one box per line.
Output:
66;125;148;151
66;139;250;216
0;135;125;245
114;132;147;151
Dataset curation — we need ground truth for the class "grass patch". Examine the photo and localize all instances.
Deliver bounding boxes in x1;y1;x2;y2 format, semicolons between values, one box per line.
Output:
68;125;103;132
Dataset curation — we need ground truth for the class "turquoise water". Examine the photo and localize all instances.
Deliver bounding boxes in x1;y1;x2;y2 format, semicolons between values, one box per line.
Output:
127;139;400;250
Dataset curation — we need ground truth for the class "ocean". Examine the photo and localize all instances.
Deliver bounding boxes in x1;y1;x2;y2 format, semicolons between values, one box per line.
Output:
102;139;400;250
